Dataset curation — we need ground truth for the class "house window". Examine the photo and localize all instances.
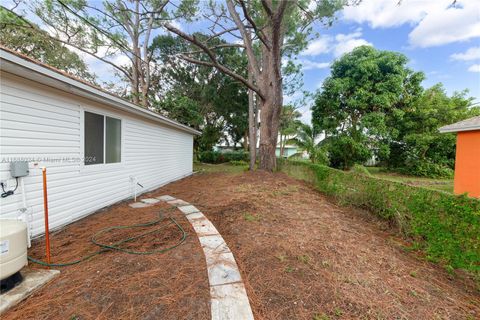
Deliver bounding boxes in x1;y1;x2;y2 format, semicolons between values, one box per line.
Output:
84;111;121;165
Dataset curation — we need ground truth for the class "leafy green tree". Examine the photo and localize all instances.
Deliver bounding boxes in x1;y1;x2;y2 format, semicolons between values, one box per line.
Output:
164;0;346;171
13;0;196;106
312;45;425;169
150;34;248;152
156;95;203;127
0;7;94;82
385;84;480;177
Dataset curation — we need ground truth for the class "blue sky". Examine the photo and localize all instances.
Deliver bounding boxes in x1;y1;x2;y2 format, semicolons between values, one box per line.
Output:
291;0;480;123
11;0;479;124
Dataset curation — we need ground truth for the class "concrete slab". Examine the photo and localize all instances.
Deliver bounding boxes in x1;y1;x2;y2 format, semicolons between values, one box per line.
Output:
198;235;231;255
0;268;60;315
167;199;189;206
156;195;176;201
129;202;151;208
205;252;242;286
141;198;160;204
177;205;200;215
210;283;255;320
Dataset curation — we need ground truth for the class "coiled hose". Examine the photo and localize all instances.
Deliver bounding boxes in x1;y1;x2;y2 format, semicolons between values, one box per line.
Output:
28;206;187;267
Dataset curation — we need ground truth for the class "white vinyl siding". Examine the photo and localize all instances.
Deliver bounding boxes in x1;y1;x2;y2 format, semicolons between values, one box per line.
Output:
0;72;193;236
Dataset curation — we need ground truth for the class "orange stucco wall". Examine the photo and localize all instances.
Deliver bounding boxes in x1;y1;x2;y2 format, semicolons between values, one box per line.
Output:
454;130;480;198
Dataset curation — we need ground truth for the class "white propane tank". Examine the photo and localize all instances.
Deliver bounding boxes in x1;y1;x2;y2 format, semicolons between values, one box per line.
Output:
0;220;28;280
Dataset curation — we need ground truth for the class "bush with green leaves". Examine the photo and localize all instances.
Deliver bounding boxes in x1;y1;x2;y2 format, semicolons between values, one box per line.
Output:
350;164;372;176
323;134;371;169
224;151;249;162
198;151;249;164
397;160;454;179
198;151;221;163
279;160;480;277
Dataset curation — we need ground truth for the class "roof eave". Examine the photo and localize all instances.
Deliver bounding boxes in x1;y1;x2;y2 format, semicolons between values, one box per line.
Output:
439;126;480;133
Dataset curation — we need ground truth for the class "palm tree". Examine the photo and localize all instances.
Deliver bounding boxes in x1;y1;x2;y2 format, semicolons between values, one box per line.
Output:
279;105;302;157
289;123;325;163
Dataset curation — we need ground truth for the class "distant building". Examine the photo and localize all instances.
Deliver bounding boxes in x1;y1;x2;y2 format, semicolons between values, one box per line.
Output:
439;116;480;198
276;144;299;158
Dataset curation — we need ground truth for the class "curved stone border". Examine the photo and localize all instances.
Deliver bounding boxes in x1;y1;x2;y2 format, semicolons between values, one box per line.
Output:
157;195;255;320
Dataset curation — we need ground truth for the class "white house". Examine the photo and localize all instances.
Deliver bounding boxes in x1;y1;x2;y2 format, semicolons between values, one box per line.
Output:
0;47;200;238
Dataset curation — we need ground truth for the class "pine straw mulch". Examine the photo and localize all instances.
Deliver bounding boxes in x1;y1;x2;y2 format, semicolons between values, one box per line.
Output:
156;170;480;320
2;202;210;320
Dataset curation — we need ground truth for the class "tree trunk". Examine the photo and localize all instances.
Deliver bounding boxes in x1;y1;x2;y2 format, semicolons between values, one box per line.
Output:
257;25;284;172
131;52;140;105
258;75;283;171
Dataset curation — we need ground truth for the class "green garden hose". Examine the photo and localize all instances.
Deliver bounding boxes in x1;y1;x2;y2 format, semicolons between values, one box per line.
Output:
28;206;187;267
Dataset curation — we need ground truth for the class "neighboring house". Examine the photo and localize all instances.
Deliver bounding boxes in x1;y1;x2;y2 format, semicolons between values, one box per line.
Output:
275;144;298;158
439;116;480;198
0;47;200;237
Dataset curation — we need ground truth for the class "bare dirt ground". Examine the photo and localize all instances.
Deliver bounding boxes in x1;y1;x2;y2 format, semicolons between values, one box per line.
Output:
3;202;210;320
5;167;479;320
157;168;480;320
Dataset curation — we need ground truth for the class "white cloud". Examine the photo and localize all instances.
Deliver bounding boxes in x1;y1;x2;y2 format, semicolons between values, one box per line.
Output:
334;38;372;57
343;0;480;48
451;47;480;61
332;29;372;57
300;59;330;70
302;36;332;56
342;0;437;28
301;29;372;58
468;64;480;72
111;53;131;67
409;1;480;47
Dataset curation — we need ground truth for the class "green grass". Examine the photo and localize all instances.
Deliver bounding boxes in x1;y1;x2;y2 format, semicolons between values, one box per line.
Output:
366;167;454;193
244;212;261;222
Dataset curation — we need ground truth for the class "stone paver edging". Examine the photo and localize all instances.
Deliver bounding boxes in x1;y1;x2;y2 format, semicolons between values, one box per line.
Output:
156;195;255;320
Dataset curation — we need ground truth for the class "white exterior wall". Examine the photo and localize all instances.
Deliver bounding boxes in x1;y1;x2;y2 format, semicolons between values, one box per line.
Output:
0;72;193;237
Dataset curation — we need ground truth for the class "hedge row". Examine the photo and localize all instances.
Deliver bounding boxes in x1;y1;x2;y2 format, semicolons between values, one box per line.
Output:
279;160;480;275
198;151;249;164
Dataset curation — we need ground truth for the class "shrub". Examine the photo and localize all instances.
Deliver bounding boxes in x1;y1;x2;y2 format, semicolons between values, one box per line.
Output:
198;150;249;164
324;134;371;169
279;160;480;276
397;161;454;179
223;151;249;162
350;164;372;176
198;151;222;163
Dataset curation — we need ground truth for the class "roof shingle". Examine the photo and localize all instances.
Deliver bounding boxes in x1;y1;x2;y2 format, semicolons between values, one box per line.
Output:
439;116;480;133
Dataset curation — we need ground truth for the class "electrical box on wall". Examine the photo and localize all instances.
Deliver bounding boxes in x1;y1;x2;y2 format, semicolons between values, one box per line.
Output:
10;162;29;178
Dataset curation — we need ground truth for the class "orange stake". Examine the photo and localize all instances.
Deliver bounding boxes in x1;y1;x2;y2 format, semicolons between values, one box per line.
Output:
42;167;51;266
